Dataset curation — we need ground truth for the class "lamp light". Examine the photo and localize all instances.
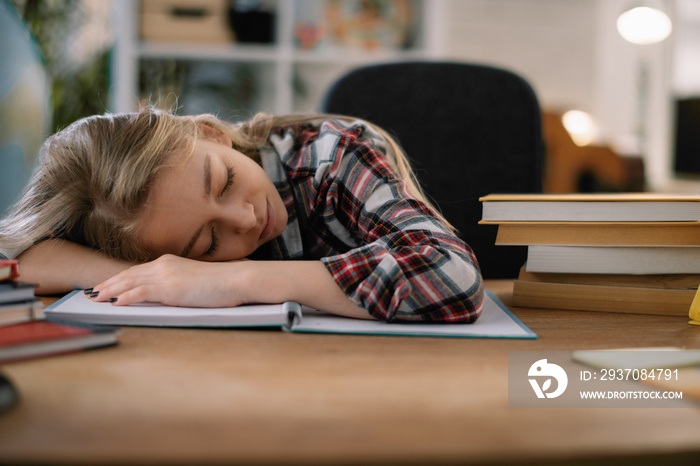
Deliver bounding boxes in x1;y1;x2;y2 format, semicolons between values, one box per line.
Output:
617;4;672;45
562;110;597;147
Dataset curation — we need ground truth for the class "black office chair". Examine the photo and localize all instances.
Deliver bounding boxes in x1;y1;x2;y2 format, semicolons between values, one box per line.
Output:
321;62;544;278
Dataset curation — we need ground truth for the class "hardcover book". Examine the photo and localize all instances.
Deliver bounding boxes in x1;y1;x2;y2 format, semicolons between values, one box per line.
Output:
512;268;699;316
44;290;537;339
0;319;119;363
0;260;19;282
0;300;44;327
493;222;700;246
0;282;36;305
480;193;700;222
525;245;700;275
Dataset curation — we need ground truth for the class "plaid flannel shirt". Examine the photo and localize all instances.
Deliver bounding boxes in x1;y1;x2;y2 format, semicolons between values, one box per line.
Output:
260;119;483;323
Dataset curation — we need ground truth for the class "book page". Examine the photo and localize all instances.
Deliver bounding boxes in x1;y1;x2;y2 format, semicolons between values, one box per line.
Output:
291;291;536;339
45;290;290;327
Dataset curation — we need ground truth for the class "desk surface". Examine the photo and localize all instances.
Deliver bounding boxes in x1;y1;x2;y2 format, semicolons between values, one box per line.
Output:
1;280;699;465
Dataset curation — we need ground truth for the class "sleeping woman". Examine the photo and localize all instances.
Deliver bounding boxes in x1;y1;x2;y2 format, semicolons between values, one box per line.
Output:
0;107;483;322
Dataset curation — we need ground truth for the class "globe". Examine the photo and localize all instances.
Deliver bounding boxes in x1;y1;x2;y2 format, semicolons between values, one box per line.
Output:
0;2;51;216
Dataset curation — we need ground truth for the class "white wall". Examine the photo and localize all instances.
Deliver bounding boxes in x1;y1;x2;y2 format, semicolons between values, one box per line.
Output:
673;0;700;97
443;0;598;113
441;0;678;191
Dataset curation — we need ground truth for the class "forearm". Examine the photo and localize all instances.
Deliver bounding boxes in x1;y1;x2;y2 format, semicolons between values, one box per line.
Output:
90;255;373;319
238;260;373;320
17;239;134;294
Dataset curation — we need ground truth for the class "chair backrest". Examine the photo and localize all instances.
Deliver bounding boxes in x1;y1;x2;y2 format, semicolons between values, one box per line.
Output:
321;62;544;278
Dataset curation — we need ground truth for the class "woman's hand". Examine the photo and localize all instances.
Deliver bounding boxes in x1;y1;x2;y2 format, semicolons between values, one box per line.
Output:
90;254;248;308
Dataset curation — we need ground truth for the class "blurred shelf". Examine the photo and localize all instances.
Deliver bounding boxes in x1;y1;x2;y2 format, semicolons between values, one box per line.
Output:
111;0;446;115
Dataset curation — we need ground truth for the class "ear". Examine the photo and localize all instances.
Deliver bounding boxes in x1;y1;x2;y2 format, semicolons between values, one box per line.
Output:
198;124;232;147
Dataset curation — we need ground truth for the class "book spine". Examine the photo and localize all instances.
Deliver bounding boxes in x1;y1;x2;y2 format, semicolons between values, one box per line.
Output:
512;280;693;316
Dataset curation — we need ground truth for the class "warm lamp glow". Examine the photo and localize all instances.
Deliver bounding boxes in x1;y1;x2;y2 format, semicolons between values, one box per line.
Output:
617;6;672;44
562;110;597;147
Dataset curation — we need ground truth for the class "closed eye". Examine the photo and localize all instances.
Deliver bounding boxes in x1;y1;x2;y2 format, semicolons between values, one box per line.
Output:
204;226;219;257
221;166;234;196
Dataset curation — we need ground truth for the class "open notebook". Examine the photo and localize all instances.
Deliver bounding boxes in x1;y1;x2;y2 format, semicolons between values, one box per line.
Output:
45;290;536;339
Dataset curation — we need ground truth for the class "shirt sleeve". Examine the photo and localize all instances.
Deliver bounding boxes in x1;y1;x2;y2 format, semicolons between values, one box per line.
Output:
314;121;484;323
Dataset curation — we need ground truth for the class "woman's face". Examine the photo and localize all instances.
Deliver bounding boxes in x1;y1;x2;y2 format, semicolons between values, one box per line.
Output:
136;129;288;261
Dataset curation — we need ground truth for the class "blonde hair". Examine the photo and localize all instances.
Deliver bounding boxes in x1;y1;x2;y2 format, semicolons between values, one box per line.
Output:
0;107;450;262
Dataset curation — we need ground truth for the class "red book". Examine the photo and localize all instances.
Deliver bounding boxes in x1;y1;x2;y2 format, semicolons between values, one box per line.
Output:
0;319;119;363
0;260;19;282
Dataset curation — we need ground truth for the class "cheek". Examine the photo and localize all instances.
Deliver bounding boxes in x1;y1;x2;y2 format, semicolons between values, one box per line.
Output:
214;231;259;261
273;193;289;232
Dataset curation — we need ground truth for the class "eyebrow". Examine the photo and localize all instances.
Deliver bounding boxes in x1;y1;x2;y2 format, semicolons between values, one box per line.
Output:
203;154;212;196
180;154;211;257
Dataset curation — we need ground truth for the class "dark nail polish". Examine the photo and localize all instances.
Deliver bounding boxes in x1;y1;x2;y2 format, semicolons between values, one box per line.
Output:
83;288;93;295
108;297;118;303
89;291;99;298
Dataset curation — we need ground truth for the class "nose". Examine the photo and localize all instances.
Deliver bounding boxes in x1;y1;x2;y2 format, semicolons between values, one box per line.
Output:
220;201;257;234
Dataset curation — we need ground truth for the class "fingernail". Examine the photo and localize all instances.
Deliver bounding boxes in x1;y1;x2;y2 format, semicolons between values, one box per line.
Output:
108;297;118;303
83;288;93;295
89;291;99;298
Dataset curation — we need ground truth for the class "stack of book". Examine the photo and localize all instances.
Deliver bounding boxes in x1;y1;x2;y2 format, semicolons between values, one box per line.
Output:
0;259;43;327
0;259;119;363
480;193;700;316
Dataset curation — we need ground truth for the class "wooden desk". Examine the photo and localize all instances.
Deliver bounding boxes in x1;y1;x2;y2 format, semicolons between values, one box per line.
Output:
1;280;699;464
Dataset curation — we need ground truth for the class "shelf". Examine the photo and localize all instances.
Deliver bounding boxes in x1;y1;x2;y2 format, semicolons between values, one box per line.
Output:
291;47;429;64
140;41;429;64
111;0;445;115
138;42;282;62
